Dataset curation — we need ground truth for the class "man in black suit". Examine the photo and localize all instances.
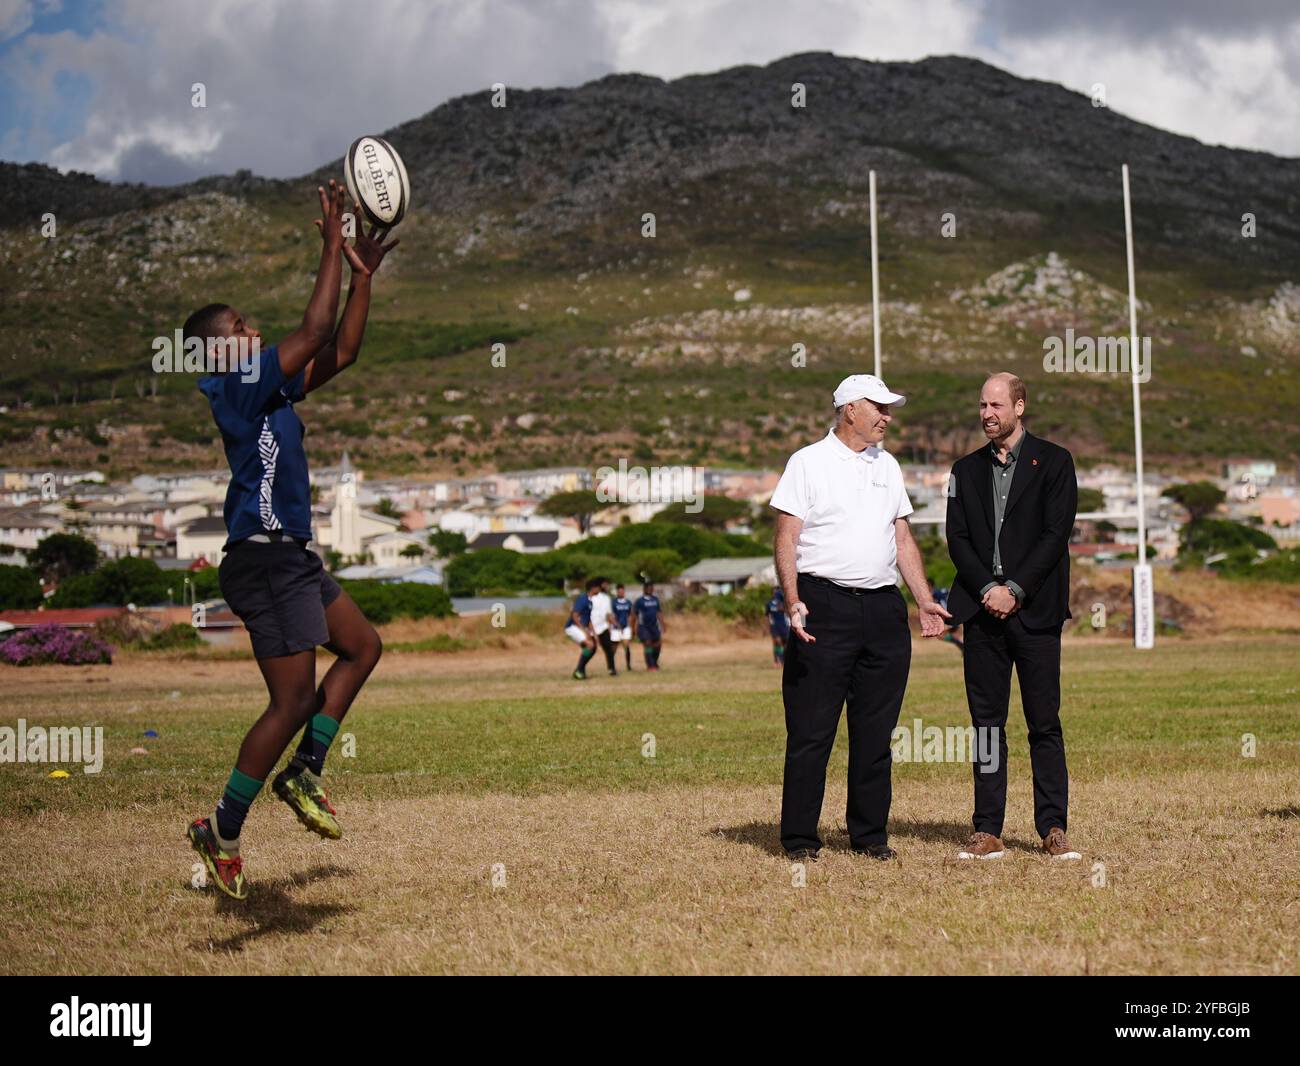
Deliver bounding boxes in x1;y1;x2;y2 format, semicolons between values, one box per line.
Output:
945;373;1081;861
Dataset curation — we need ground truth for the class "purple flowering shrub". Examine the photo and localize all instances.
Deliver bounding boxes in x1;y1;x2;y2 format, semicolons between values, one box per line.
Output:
0;623;113;666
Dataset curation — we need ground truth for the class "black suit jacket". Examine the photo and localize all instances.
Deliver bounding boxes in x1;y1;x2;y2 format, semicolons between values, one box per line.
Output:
945;431;1077;630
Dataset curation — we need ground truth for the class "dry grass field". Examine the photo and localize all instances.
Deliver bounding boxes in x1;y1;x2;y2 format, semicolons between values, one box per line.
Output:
1;632;1297;975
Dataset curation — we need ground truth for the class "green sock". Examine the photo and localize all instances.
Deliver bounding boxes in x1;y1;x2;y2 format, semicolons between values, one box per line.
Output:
215;767;264;841
293;713;341;776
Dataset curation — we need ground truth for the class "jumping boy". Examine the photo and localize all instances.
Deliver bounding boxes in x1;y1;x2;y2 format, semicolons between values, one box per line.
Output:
185;181;399;900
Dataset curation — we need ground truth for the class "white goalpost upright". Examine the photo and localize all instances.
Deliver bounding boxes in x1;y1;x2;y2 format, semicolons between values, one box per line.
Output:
869;169;882;378
1122;163;1155;649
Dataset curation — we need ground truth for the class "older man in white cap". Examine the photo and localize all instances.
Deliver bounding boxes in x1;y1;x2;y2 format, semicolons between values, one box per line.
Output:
770;374;950;861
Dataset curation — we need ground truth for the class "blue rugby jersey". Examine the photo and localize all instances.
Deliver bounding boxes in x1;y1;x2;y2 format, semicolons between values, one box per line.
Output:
634;594;661;629
612;596;633;627
198;344;312;547
766;595;790;635
569;592;593;628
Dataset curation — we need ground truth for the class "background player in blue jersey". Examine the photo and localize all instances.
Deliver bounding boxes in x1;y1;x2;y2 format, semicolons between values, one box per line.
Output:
929;576;964;654
184;181;398;901
632;580;666;671
766;585;790;666
612;583;634;671
565;577;601;679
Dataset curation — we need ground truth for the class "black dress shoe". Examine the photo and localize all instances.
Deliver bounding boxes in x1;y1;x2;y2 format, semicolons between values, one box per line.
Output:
853;844;897;860
785;847;820;862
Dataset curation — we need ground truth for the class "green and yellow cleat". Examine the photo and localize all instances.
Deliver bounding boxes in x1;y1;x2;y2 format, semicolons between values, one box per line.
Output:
187;817;248;901
272;765;341;840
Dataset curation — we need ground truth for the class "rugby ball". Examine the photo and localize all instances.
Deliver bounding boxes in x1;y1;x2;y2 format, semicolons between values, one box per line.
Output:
344;135;410;229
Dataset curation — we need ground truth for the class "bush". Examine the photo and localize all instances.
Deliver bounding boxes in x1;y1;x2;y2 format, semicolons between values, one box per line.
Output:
1183;518;1277;555
443;523;771;596
915;532;956;592
0;564;43;609
144;623;203;650
336;580;455;624
0;624;112;666
1212;546;1300;583
190;566;221;600
676;585;772;625
48;556;173;608
92;616;203;651
90;612;155;647
444;547;528;597
562;523;766;568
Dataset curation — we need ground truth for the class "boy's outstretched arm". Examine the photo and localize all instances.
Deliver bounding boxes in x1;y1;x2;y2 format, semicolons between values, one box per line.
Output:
277;180;351;378
303;217;399;395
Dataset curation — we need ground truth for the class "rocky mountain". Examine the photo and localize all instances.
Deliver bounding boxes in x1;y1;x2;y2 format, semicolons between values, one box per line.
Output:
2;52;1297;477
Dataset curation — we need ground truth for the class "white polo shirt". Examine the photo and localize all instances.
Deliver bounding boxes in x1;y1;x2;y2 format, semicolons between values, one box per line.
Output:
589;591;613;635
769;430;913;589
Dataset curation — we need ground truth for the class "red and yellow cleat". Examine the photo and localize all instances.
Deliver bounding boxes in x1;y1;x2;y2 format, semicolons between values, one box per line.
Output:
186;817;248;900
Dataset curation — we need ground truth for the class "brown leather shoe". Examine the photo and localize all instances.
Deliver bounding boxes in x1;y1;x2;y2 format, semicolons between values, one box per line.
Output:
1042;826;1081;859
957;831;1005;859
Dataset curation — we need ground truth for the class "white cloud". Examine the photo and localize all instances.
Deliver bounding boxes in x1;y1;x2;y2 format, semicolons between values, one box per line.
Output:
3;0;1297;184
0;0;36;40
9;0;616;182
605;0;980;77
987;25;1300;155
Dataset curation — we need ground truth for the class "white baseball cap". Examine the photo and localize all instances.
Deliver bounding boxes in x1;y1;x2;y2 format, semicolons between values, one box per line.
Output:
833;373;906;409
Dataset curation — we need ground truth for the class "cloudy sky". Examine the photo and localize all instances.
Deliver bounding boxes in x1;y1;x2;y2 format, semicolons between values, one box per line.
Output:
2;0;1297;184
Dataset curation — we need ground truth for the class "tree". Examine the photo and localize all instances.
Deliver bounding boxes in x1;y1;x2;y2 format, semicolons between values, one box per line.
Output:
427;528;468;558
374;497;403;519
27;533;100;584
651;494;750;531
0;564;44;609
444;547;525;597
400;542;425;559
629;549;684;583
1076;487;1105;514
1163;482;1226;543
538;490;613;535
48;556;172;608
1184;518;1276;555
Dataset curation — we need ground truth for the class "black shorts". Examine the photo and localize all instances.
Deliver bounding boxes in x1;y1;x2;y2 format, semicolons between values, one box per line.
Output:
218;539;343;659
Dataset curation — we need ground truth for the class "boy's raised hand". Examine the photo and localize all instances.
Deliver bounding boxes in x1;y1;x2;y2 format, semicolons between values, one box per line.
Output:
341;204;400;277
313;179;348;247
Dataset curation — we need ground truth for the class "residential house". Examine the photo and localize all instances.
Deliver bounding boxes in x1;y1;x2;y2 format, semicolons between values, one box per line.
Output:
677;557;777;595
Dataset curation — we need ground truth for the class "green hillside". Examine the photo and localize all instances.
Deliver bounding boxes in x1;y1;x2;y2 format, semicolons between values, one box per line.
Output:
2;53;1297;478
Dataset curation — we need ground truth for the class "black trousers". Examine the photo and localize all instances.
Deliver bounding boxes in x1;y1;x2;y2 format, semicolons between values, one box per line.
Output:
597;629;617;671
962;611;1068;838
780;574;912;852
